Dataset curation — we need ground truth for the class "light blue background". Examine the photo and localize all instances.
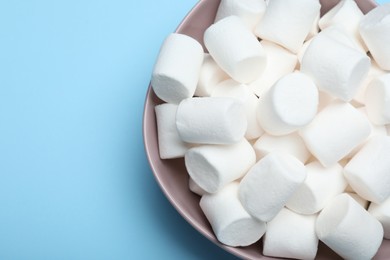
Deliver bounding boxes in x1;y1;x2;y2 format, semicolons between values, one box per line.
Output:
0;0;388;259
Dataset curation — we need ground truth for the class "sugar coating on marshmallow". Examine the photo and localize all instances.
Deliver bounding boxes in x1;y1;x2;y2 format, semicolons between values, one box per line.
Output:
263;208;318;260
344;135;390;204
253;133;310;163
211;79;264;140
286;161;346;215
255;0;321;53
204;16;267;83
257;72;319;136
369;197;390;239
189;177;207;196
301;33;370;102
155;103;191;159
365;74;390;125
185;139;255;194
176;97;247;144
316;194;383;260
299;101;371;167
195;54;229;97
360;3;390;70
200;182;266;247
152;33;203;104
238;152;306;222
215;0;266;32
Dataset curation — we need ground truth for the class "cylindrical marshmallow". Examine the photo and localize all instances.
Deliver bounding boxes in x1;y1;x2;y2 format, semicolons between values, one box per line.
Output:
347;192;369;209
286;161;347;215
301;33;370;102
299;101;371;167
344;135;390;204
215;0;266;32
151;33;204;104
365;74;390;125
195;54;229;97
263;208;318;260
211;79;264;140
369;197;390;239
319;0;366;52
185;139;255;193
204;16;266;83
155;104;191;159
200;182;266;247
257;72;318;136
176;97;247;144
253;133;311;164
249;41;298;97
316;194;383;260
360;3;390;70
254;0;321;53
238;152;307;222
189;177;207;196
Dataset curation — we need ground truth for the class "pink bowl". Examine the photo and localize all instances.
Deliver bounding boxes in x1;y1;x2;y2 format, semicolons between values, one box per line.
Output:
143;1;390;259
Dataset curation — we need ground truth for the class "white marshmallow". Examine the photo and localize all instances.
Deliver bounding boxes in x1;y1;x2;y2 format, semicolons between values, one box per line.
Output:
301;33;370;102
204;16;266;83
297;39;312;65
238;152;306;222
365;74;390;125
286;162;346;215
255;0;321;53
189;177;207;196
155;104;191;159
253;133;310;163
200;182;266;247
257;72;318;136
151;33;203;104
319;0;366;52
250;41;298;97
344;135;390;204
176;97;247;144
320;25;364;52
215;0;266;32
347;192;369;209
306;13;320;41
369;197;390;239
263;208;318;260
195;54;229;97
185;139;255;193
211;79;264;140
316;194;383;260
300;101;371;167
360;3;390;70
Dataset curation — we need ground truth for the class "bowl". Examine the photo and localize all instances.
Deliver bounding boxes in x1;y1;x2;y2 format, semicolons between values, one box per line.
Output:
143;0;390;259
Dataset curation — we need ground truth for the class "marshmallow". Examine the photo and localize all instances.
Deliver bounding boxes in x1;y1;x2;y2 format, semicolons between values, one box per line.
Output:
300;101;371;167
189;177;207;196
286;162;346;215
316;194;383;260
301;33;370;102
319;0;366;52
257;72;318;136
369;197;390;239
365;74;390;125
250;41;298;97
211;79;264;140
176;97;247;144
204;16;266;83
360;3;390;70
297;39;312;65
151;33;203;104
347;192;369;209
253;133;310;163
155;104;191;159
200;182;266;247
215;0;266;32
263;208;318;260
344;135;390;204
255;0;321;53
185;139;255;193
238;152;306;222
320;25;364;52
195;54;229;97
306;13;320;41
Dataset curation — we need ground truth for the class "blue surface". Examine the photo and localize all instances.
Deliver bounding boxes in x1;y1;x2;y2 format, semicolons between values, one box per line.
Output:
0;0;389;259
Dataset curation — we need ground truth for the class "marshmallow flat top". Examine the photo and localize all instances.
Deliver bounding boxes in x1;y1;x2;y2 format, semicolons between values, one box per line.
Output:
365;74;390;125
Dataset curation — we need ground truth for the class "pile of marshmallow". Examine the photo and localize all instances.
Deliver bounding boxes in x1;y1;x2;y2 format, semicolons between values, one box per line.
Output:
151;0;390;259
